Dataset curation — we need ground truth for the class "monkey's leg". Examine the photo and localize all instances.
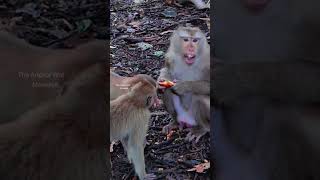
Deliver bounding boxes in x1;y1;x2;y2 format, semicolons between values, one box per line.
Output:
162;90;179;134
185;95;210;143
121;135;148;162
127;133;155;180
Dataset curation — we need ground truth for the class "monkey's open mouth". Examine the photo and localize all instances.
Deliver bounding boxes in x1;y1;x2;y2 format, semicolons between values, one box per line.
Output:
184;54;196;65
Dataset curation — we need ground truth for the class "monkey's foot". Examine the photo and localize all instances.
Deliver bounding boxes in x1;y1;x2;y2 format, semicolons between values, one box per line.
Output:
144;173;156;180
162;121;179;134
185;129;208;143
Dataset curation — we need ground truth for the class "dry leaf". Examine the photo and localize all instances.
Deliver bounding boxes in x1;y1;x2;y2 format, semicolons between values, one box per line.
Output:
128;21;142;28
160;30;174;35
187;162;210;173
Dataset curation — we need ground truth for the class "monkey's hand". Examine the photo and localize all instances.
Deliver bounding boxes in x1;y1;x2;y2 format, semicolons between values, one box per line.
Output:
171;81;191;95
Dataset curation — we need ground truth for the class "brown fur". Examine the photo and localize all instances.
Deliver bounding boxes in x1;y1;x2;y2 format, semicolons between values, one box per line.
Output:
110;79;157;180
158;25;210;142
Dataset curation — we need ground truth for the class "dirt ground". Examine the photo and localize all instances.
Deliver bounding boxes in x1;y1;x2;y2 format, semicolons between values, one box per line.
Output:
110;0;211;179
0;0;107;47
0;0;211;179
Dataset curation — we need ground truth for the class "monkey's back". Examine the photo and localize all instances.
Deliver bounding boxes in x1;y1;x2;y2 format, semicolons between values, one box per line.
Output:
110;98;150;141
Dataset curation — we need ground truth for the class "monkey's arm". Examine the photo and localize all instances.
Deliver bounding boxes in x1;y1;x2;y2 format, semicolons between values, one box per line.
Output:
158;67;173;82
213;61;320;105
172;80;210;95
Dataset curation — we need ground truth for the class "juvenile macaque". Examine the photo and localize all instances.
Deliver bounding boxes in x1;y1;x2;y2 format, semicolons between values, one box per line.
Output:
214;0;320;179
0;31;108;179
158;25;210;142
165;0;210;9
110;78;158;180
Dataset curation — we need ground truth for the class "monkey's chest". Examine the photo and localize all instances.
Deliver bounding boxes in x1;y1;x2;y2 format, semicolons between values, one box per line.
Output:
172;69;202;81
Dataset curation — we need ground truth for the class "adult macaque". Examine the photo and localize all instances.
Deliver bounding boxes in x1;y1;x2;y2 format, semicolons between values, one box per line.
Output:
0;31;108;179
158;25;210;142
110;78;158;180
214;0;320;179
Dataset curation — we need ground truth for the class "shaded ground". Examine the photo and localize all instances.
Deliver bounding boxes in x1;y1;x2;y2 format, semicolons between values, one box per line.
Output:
0;0;107;47
110;0;211;179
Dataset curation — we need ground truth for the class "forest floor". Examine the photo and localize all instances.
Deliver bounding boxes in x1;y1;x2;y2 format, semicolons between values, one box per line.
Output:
110;0;211;179
0;0;211;179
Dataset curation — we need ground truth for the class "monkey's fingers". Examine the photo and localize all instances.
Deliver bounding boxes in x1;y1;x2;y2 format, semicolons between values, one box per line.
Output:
158;78;165;82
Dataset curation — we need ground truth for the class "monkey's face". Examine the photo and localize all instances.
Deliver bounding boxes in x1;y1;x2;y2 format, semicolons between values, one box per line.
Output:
176;27;205;66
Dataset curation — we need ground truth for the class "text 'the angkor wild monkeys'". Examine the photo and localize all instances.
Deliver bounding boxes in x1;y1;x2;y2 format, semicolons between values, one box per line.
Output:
110;70;158;101
158;25;210;143
110;77;158;180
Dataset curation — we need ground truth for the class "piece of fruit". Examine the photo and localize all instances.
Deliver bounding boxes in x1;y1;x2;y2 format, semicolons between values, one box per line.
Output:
158;80;175;88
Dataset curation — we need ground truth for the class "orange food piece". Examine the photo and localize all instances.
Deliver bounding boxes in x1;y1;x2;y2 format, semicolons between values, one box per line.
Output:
159;80;175;88
166;130;175;140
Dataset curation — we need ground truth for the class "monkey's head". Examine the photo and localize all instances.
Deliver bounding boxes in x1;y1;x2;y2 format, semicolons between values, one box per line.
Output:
170;26;208;66
129;79;159;109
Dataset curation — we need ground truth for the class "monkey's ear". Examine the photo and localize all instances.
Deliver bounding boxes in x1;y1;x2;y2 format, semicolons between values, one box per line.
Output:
130;82;143;92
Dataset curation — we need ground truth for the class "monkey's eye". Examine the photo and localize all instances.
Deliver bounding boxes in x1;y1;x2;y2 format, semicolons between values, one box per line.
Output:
183;38;189;42
193;39;198;43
